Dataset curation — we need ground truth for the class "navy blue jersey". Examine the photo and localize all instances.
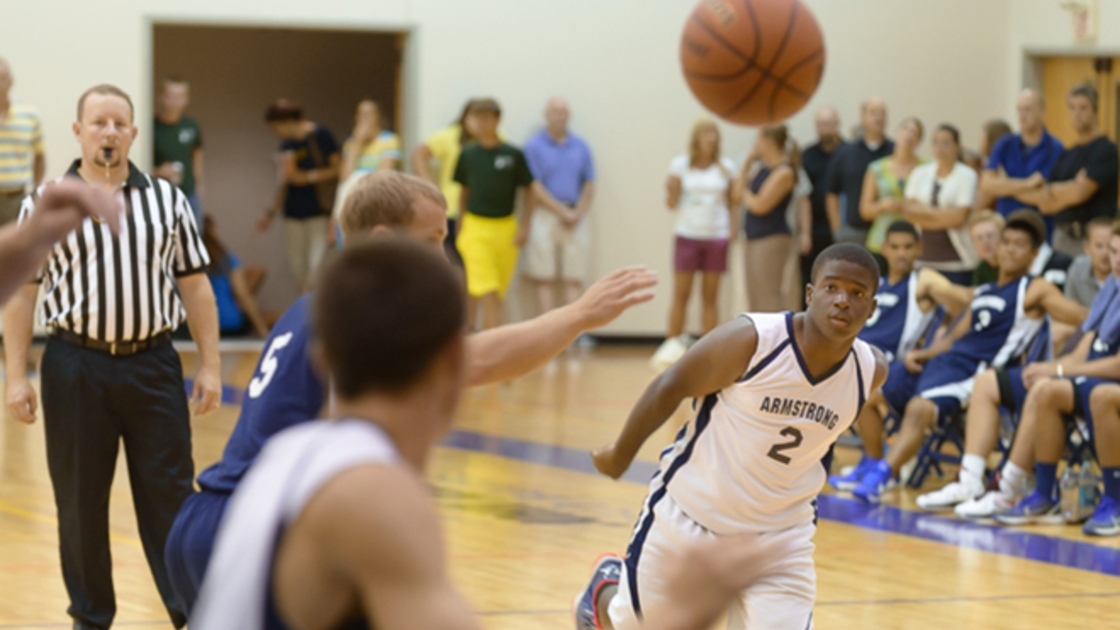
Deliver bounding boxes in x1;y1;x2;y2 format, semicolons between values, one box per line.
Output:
859;272;933;362
197;295;325;493
1084;275;1120;360
951;276;1041;366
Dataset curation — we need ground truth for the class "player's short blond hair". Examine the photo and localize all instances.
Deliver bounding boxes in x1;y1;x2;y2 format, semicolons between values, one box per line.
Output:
968;209;1005;231
339;171;447;239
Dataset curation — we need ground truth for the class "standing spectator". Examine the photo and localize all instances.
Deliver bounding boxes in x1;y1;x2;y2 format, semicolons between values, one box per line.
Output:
969;210;1005;285
332;99;401;244
256;100;340;292
202;215;271;338
650;118;736;369
825;97;894;246
798;106;841;303
1065;216;1115;308
523;97;596;316
903;124;978;285
860;117;924;257
979;119;1013;166
0;57;46;226
153;78;204;228
2;84;221;630
978;89;1062;231
1016;82;1120;257
412;99;479;266
739;124;797;312
453;98;534;330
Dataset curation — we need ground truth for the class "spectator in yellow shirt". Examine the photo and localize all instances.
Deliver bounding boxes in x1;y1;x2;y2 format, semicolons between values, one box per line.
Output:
412;100;479;265
0;57;46;226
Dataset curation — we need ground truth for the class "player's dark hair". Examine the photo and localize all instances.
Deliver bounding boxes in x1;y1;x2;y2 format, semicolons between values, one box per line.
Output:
314;238;464;398
265;98;304;123
1069;81;1099;112
885;220;919;241
810;243;880;290
1005;209;1044;249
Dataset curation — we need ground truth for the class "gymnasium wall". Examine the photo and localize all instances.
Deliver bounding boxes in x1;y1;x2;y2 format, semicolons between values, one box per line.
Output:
3;0;1012;334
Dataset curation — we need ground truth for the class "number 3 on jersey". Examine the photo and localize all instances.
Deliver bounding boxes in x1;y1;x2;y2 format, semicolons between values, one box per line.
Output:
248;332;294;399
767;427;803;465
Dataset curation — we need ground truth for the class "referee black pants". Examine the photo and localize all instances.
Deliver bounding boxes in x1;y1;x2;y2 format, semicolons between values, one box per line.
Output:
40;338;193;629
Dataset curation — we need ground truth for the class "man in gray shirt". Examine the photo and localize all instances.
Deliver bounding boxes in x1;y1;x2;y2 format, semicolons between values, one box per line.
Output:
1065;216;1113;307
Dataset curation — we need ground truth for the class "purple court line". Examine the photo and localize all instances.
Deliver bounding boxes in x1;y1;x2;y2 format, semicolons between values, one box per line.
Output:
200;382;1120;579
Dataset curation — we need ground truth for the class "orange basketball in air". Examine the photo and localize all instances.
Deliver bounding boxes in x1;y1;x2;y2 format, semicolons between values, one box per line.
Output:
680;0;826;126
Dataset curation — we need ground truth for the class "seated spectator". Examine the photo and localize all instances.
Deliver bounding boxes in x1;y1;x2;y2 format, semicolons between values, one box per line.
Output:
1014;82;1120;257
827;220;972;491
969;210;1005;286
333;99;402;244
978;89;1062;237
917;219;1120;518
850;211;1087;503
860;117;923;258
1066;217;1115;308
902;124;978;286
203;215;271;338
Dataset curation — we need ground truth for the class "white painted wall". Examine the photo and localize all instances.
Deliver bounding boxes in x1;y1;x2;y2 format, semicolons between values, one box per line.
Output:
2;0;1014;334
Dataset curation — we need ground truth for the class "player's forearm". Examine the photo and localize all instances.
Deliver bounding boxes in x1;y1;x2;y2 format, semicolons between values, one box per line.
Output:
1066;355;1120;380
612;376;686;464
178;275;222;371
464;307;584;386
2;286;38;380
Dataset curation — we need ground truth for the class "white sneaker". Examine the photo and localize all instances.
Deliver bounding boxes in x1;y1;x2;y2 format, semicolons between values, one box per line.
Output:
916;480;983;511
650;336;688;370
954;489;1017;519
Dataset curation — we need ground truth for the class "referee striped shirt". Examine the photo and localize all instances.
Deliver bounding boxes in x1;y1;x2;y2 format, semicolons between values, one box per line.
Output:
19;159;210;343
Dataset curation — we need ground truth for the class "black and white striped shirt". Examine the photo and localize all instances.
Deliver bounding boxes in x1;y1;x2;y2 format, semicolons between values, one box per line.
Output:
19;160;210;343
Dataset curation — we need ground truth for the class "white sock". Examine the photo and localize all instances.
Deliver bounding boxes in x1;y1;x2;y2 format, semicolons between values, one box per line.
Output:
999;461;1027;495
960;454;986;492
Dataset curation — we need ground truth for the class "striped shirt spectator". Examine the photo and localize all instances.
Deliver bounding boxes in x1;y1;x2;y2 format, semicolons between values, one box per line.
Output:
0;58;47;225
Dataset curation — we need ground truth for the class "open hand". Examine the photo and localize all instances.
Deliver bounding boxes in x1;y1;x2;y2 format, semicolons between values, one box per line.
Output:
28;179;122;244
572;266;657;331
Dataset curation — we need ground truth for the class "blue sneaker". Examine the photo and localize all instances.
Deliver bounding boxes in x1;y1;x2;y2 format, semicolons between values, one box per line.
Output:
994;490;1063;525
1083;496;1120;536
851;460;895;504
828;454;877;491
573;554;621;630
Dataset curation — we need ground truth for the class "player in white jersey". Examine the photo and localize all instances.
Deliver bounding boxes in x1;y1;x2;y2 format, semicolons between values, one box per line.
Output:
193;239;804;630
575;244;889;630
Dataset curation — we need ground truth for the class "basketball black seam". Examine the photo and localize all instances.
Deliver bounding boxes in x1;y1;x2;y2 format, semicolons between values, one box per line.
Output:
765;46;824;122
764;0;801;120
743;0;762;61
685;6;812;115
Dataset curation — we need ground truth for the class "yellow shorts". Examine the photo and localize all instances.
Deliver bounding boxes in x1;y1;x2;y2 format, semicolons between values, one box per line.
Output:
456;213;519;297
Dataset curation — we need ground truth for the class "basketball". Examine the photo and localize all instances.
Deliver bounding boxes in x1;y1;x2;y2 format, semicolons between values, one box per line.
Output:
680;0;826;126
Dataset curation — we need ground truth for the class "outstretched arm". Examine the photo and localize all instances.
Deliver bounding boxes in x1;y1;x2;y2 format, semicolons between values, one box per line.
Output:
592;317;758;479
465;267;656;386
916;268;973;316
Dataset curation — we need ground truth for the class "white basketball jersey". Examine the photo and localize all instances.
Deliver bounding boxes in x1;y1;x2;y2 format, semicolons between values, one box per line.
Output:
192;419;400;630
666;312;877;534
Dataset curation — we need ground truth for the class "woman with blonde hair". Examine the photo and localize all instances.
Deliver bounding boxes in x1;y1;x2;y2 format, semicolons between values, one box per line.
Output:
737;124;797;312
650;118;738;369
860;117;924;259
332;99;402;245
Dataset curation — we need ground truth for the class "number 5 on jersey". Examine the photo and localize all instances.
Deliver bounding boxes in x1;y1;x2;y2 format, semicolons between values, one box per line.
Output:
249;332;294;399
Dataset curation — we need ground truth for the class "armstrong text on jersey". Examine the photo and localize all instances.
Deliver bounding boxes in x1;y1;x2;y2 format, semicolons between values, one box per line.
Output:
758;396;840;430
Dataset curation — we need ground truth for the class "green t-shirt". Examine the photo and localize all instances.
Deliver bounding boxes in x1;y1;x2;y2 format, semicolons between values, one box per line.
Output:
972;260;999;286
153;116;202;196
453;142;534;218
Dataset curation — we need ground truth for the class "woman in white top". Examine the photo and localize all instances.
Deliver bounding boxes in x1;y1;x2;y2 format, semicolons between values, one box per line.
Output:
903;124;979;285
651;118;738;368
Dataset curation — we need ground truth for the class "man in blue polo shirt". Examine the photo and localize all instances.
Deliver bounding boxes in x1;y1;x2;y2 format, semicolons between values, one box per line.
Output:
523;97;596;315
979;89;1063;238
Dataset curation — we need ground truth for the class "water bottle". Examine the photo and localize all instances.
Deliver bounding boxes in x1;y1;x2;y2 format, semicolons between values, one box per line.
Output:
1061;457;1102;523
1060;464;1080;523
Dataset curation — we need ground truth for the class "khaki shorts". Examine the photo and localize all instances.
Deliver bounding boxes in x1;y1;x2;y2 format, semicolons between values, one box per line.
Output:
522;208;590;282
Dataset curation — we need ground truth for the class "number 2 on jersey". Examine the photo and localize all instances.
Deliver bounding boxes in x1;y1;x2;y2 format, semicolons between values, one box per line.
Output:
248;332;294;399
767;427;804;465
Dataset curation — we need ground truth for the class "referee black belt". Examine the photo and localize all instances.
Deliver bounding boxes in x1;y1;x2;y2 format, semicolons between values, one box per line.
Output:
50;329;172;356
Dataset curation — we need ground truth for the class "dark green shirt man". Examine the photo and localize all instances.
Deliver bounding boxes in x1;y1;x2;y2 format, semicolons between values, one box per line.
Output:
453;142;534;218
153;116;202;197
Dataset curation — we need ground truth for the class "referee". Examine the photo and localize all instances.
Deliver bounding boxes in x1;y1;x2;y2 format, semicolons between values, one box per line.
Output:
2;84;221;630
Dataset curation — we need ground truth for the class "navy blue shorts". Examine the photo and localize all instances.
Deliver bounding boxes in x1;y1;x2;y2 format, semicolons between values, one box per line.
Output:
164;489;233;614
1070;376;1119;450
996;366;1028;412
882;352;980;420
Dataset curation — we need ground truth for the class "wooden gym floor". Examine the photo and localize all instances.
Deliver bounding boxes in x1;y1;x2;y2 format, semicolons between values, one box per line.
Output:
1;345;1119;629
